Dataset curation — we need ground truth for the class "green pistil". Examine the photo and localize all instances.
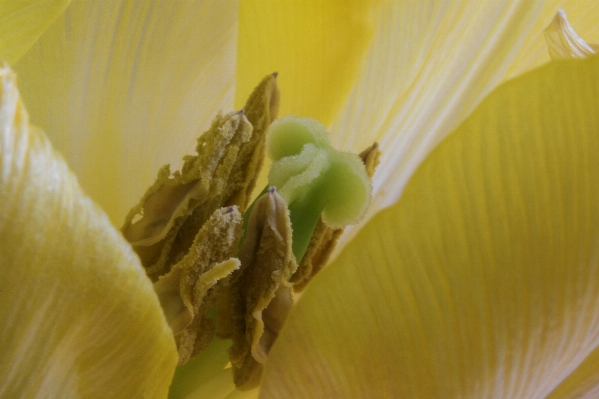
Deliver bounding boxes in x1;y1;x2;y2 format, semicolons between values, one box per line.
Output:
266;116;371;261
239;116;372;262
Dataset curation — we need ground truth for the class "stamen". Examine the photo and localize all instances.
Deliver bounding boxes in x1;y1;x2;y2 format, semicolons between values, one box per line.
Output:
121;111;252;280
153;206;242;364
124;71;379;390
227;73;279;209
122;73;280;367
218;188;296;390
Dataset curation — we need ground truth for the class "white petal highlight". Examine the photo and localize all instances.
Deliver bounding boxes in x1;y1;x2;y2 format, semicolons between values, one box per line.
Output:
544;9;597;60
326;2;599;253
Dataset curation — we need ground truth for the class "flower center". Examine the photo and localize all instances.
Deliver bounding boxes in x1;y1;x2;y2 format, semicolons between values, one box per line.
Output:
120;73;380;390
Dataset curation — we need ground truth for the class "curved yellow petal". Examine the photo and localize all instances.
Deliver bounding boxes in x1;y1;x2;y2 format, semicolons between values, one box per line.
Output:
0;65;177;397
235;0;382;127
260;56;599;397
506;1;599;80
0;0;71;64
13;0;239;225
326;2;599;252
328;1;546;247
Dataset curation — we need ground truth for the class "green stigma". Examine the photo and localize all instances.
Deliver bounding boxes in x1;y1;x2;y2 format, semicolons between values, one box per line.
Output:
266;116;372;261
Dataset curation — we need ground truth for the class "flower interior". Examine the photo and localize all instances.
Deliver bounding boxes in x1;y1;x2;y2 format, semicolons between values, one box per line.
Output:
119;73;379;390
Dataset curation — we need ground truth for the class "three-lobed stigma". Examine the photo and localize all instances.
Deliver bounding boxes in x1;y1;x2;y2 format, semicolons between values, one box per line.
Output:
266;116;372;261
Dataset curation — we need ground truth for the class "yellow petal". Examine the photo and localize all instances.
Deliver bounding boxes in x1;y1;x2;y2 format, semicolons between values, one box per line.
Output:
0;65;177;397
0;0;71;64
327;2;599;251
260;56;599;397
235;0;382;127
13;0;239;225
506;1;599;80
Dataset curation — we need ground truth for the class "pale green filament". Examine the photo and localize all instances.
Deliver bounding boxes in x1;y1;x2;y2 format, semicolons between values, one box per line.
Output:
266;116;371;261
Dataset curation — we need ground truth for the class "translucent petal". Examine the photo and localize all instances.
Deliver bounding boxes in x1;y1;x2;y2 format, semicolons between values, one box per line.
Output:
235;0;382;126
0;66;177;397
0;0;71;64
327;1;599;251
13;0;238;225
506;1;599;80
260;56;599;397
544;9;597;60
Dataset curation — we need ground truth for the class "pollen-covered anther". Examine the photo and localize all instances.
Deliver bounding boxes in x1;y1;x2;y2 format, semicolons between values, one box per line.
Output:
153;206;242;365
359;142;382;178
119;73;287;372
228;72;280;209
217;188;297;390
121;110;251;280
121;73;279;283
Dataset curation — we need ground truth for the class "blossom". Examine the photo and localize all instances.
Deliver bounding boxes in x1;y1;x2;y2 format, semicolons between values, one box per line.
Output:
1;1;599;398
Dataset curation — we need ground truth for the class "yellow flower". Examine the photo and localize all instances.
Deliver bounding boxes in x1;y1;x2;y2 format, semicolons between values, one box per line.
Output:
1;1;599;398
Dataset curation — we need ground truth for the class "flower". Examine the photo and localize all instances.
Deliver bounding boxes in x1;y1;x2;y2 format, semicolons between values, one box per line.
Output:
1;1;599;398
